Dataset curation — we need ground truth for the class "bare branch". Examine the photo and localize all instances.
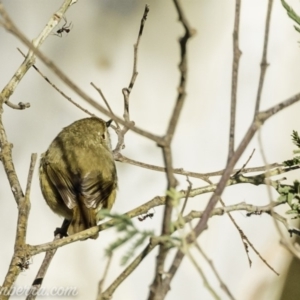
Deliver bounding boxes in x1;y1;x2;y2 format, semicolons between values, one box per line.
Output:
194;243;236;300
101;241;157;299
97;254;113;300
17;48;95;117
254;0;274;115
228;0;242;160
1;154;37;295
233;149;256;176
117;153;287;181
91;82;119;127
185;249;221;300
128;4;150;92
26;234;61;300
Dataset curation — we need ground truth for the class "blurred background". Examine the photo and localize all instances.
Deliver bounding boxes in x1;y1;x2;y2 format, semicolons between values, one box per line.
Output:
1;0;300;299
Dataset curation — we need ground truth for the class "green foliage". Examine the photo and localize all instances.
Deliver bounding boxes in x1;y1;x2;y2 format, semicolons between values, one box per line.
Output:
291;130;300;148
278;181;300;218
281;0;300;33
99;188;186;265
283;156;300;167
283;131;300;166
98;210;154;265
166;188;182;207
279;130;300;217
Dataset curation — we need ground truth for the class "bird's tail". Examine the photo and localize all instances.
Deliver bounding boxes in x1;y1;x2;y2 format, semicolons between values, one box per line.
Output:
68;201;99;239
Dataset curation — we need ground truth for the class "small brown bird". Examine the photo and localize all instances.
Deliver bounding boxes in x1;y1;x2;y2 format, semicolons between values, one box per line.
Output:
39;117;117;239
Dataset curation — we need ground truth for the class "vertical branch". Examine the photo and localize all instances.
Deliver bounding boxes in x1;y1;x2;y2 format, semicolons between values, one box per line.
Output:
149;1;194;299
1;154;37;299
128;5;149;92
228;0;242;160
161;0;194;236
18;154;37;245
254;0;274;115
0;137;24;205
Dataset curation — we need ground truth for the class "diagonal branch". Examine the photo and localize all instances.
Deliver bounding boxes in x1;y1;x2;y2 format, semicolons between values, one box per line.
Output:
189;91;300;241
0;0;75;109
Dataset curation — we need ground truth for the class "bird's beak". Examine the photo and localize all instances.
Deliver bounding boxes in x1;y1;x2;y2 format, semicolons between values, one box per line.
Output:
106;119;113;127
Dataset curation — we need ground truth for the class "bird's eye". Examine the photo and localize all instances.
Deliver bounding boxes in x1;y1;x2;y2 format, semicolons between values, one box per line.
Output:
102;133;106;140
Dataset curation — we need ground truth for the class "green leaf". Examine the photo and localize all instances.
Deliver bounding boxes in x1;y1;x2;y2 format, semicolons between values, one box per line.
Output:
292;130;300;147
287;193;294;205
281;0;300;27
166;188;181;207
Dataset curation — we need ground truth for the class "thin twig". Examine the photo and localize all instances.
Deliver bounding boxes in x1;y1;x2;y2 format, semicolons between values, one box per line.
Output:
118;5;150;150
185;248;221;300
180;177;192;215
233;149;256;176
5;100;30;109
17;48;95;117
194;243;236;300
91;82;119;127
220;198;252;268
228;0;242;160
246;129;280;276
101;241;158;299
128;4;149;92
97;254;113;300
117;153;286;180
237;220;279;276
254;0;274;115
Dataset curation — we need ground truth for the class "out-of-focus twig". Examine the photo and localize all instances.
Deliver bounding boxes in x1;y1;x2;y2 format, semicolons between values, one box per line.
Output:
96;254;113;300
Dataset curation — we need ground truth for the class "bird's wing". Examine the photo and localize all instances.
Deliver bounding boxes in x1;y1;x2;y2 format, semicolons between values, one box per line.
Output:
45;163;77;209
80;171;115;209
